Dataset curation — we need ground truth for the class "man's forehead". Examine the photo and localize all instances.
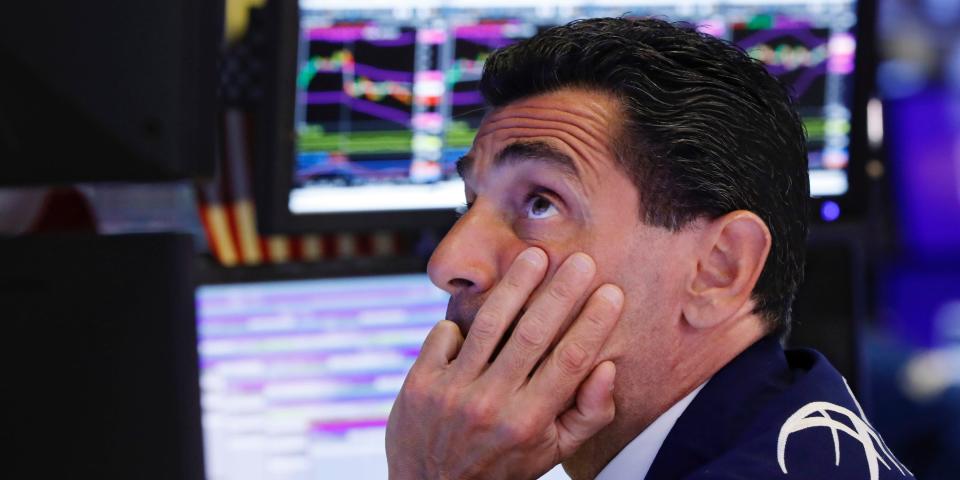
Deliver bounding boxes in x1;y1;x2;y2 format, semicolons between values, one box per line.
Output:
456;140;579;180
480;88;620;124
459;89;622;181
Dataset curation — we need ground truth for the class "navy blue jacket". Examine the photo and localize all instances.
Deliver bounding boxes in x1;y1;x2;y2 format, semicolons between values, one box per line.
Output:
646;336;915;480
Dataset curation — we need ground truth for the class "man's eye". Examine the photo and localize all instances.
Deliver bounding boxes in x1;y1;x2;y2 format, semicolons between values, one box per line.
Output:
524;194;559;219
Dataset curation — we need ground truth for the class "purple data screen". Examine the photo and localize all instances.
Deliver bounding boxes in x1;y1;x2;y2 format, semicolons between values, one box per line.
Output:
196;274;447;480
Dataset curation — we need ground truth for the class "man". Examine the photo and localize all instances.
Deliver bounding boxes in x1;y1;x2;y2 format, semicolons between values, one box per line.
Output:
386;17;913;480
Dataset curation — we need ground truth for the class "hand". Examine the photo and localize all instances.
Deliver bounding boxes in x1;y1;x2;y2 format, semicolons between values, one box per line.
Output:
386;248;624;480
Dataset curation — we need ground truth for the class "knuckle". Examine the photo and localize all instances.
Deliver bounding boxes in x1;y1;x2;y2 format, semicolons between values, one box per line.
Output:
547;279;577;303
400;372;427;397
557;342;590;374
500;417;535;445
513;317;547;351
470;310;501;341
583;301;614;329
403;376;443;408
461;395;495;428
502;271;526;290
438;388;462;415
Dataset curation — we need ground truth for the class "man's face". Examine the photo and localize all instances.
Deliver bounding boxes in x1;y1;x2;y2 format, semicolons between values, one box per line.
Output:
427;88;701;384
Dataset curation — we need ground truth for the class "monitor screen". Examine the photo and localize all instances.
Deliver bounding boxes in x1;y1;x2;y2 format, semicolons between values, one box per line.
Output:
196;274;446;479
196;273;577;479
286;0;862;219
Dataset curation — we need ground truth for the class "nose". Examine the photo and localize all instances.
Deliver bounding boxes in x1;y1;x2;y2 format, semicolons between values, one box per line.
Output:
427;201;520;297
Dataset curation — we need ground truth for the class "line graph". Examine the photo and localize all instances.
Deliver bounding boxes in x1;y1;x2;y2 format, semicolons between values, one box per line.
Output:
304;92;411;126
298;54;415;89
448;22;537;129
747;43;828;72
300;24;416;127
445;53;488;85
735;27;830;107
297;21;418;182
344;77;413;105
297;50;354;89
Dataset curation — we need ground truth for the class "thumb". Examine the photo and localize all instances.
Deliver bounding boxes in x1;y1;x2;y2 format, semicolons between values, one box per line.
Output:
555;360;616;458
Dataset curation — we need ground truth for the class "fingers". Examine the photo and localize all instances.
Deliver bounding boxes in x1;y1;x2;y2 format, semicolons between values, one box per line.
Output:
412;320;464;372
525;283;623;406
555;360;617;458
486;253;596;384
453;247;548;379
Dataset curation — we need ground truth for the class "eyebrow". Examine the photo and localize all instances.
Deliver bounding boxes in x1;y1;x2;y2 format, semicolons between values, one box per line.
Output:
456;141;579;180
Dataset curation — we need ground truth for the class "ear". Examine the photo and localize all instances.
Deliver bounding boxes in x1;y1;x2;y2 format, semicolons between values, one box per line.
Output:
682;210;771;330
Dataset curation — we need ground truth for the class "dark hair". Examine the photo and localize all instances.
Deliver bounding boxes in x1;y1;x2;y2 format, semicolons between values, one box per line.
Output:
479;17;809;335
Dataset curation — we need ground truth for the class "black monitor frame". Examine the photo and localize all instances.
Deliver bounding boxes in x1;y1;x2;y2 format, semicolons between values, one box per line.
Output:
807;0;877;224
194;251;429;287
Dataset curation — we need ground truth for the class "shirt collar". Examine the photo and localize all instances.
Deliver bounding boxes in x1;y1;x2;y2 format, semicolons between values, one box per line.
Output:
594;381;709;480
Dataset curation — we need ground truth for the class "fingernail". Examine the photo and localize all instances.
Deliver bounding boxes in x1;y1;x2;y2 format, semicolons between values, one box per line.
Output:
570;253;593;273
598;284;623;307
519;247;545;267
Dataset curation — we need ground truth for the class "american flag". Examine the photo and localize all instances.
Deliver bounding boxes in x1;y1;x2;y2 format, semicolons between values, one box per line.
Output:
195;5;408;266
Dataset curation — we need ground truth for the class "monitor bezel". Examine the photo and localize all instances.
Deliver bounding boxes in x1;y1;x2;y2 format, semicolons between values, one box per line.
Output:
194;252;430;287
806;0;877;223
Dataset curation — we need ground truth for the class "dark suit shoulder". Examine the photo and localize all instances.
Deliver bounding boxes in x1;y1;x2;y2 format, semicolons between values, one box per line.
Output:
646;336;914;480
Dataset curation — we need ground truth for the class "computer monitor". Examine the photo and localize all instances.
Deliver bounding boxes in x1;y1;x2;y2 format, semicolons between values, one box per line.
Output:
0;1;221;185
4;234;204;479
257;0;874;232
195;270;575;479
195;273;446;479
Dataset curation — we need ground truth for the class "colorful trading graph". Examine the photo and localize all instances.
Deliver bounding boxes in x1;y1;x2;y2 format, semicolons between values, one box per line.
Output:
290;3;861;214
296;24;419;187
443;22;538;151
300;26;415;130
297;50;355;88
449;23;534;121
734;21;853;171
735;27;831;107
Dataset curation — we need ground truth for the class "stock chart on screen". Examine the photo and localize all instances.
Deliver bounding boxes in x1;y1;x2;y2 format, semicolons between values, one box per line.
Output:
196;275;447;480
289;0;862;216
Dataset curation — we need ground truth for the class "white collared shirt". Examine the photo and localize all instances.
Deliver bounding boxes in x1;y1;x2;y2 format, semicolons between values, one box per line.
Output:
594;382;708;480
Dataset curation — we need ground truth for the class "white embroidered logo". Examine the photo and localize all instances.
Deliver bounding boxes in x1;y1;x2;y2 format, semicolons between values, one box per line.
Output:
776;378;913;480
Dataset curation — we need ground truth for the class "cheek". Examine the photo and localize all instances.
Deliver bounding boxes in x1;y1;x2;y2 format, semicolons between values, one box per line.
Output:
518;242;596;342
521;228;591;281
593;234;689;346
515;219;580;251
